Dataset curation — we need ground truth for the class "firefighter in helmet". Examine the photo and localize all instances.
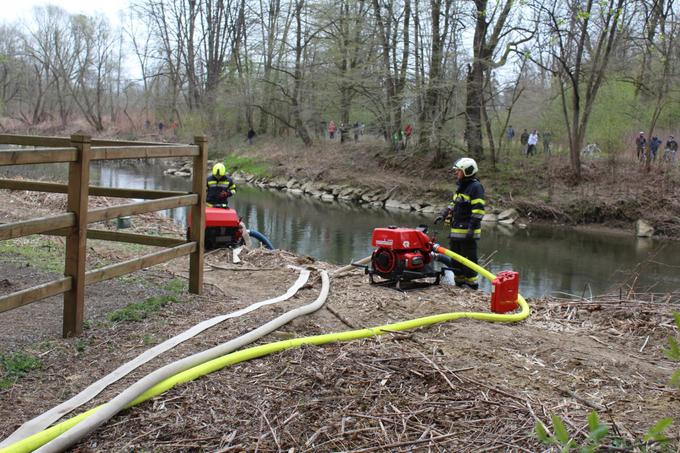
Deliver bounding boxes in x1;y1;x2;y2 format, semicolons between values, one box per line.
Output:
206;163;237;207
435;157;485;289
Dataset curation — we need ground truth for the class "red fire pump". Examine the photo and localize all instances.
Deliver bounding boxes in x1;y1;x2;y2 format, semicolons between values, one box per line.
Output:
187;205;244;250
367;226;444;288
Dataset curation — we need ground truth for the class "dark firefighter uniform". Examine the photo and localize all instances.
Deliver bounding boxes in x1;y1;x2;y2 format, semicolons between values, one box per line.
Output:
439;176;485;289
206;174;237;206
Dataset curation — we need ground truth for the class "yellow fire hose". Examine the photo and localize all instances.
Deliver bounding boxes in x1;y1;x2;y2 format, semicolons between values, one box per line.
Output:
2;245;529;453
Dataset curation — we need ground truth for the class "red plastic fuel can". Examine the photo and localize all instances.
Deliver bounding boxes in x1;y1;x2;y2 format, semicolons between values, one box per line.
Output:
490;271;520;313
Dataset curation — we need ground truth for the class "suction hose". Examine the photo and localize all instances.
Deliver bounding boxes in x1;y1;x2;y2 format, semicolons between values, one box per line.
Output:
432;243;495;281
4;249;529;453
0;267;310;447
247;229;274;250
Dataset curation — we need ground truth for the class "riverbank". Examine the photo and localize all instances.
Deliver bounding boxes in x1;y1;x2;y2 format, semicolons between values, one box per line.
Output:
204;137;680;239
1;188;679;450
3;128;678;237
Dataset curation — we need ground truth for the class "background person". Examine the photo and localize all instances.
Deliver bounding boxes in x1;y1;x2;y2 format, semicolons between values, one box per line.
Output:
506;125;515;142
542;130;552;154
636;131;647;160
520;129;529;154
650;136;662;162
665;135;678;162
527;130;538;156
328;120;337;139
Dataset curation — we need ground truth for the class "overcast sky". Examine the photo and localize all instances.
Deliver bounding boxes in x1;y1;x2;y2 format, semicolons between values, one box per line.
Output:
0;0;130;24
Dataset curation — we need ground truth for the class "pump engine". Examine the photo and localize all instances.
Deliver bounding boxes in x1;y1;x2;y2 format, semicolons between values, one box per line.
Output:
187;205;244;250
368;226;443;288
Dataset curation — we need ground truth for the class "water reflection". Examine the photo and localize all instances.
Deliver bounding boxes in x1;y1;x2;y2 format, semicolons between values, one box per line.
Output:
1;161;679;299
232;188;432;265
478;225;680;298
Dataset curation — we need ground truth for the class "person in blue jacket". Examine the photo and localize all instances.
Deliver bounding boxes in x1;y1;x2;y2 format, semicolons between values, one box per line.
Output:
435;157;485;289
206;163;236;207
650;136;662;162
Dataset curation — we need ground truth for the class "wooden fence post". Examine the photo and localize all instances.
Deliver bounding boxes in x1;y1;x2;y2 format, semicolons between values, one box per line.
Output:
63;134;91;337
189;136;207;294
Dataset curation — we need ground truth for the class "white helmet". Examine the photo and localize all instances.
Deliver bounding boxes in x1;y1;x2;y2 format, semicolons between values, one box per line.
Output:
453;157;478;177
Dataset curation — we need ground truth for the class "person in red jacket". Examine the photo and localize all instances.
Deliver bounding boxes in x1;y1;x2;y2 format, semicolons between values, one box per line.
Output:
404;124;413;148
328;121;337;139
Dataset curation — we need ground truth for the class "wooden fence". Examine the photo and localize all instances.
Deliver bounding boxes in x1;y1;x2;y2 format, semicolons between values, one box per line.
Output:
0;134;206;337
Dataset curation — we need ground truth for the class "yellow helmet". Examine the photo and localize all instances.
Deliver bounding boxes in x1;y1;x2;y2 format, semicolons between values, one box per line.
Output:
212;163;226;178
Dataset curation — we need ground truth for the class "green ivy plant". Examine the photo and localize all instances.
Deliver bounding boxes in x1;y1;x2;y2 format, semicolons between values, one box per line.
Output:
536;312;679;451
536;412;673;452
665;312;680;388
535;411;607;453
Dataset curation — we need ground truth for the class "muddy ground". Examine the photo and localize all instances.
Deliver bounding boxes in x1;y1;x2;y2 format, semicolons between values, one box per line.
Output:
1;187;680;452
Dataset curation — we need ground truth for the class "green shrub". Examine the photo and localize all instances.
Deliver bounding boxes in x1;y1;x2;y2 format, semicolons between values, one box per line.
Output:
108;294;177;323
535;411;607;452
0;238;63;273
536;412;673;452
165;278;186;295
106;279;189;323
0;352;42;388
223;154;269;177
75;340;87;353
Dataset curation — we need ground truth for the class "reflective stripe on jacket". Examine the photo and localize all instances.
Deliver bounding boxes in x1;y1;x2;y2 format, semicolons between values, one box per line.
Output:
448;177;485;239
206;175;237;205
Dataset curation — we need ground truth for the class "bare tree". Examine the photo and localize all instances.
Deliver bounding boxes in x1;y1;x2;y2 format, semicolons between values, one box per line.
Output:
125;10;159;123
465;0;533;160
490;56;527;162
372;0;411;141
535;0;628;180
253;0;293;134
60;14;116;132
640;0;679;171
320;0;370;125
416;0;464;160
291;0;313;145
633;0;667;99
0;25;23;116
20;6;66;125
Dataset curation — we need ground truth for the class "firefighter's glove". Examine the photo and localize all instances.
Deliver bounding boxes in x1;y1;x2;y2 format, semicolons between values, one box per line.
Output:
219;191;228;199
465;229;475;239
434;216;443;225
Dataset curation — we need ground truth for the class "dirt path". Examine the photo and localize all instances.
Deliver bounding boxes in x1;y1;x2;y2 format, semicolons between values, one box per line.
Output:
1;187;679;451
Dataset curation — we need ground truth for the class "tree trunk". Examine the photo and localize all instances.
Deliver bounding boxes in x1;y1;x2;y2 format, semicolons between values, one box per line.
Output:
465;61;484;160
291;0;311;146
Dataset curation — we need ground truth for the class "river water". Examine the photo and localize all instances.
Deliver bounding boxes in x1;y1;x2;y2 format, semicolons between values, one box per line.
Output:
2;161;679;300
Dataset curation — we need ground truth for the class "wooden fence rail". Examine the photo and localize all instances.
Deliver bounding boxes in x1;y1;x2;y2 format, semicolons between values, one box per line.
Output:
0;178;186;199
0;133;206;337
0;134;174;147
0;213;75;241
0;148;77;165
